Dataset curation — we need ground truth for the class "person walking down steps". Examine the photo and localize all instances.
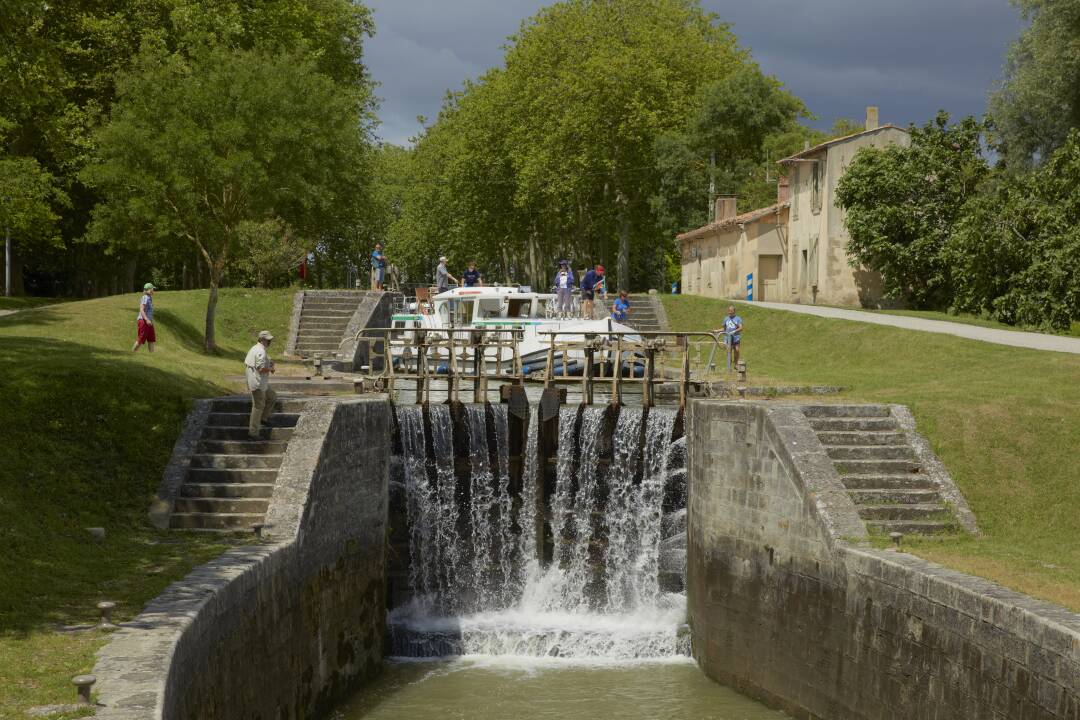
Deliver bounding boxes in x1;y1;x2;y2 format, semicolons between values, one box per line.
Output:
245;330;277;440
132;283;156;353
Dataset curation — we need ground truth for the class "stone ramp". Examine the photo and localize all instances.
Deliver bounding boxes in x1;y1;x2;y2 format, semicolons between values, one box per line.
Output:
168;397;305;532
803;404;975;536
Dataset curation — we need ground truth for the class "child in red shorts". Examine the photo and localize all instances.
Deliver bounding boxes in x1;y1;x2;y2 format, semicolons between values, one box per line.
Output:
132;283;156;353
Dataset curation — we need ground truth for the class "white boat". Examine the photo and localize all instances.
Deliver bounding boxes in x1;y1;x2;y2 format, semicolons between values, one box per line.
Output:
388;286;641;375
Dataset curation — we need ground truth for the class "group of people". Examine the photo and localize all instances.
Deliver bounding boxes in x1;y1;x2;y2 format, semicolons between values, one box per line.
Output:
553;260;630;322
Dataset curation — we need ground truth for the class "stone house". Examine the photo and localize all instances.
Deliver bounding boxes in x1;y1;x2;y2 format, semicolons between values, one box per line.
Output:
677;108;910;307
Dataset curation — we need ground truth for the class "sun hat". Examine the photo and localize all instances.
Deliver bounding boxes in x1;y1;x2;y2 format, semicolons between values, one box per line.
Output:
439;256;448;262
559;259;569;266
258;330;275;341
143;282;155;290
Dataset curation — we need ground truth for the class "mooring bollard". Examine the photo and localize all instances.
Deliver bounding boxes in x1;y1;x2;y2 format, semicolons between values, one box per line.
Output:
736;360;747;384
252;522;266;538
889;531;903;548
97;601;117;630
72;675;96;705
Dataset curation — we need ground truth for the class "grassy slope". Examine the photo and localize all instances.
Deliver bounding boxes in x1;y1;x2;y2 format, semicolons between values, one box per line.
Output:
0;288;293;717
665;295;1080;611
0;296;71;311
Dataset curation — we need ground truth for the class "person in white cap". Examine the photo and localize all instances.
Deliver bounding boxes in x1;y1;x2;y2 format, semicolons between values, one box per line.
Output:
435;255;457;294
244;330;277;439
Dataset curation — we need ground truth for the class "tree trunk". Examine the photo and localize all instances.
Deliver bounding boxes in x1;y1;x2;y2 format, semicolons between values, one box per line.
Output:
205;274;220;353
617;203;631;293
125;258;137;293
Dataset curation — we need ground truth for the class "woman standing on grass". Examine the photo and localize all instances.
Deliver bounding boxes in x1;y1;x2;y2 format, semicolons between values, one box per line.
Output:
132;283;156;353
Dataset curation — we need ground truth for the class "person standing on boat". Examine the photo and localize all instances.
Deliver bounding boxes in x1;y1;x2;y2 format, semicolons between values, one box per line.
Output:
436;256;458;294
462;261;483;288
553;260;575;318
580;264;605;319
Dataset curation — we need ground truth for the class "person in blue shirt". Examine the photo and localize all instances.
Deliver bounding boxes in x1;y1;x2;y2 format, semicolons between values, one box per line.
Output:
580;264;605;319
370;243;387;290
611;290;630;323
462;261;483;288
553;260;575;318
717;305;744;367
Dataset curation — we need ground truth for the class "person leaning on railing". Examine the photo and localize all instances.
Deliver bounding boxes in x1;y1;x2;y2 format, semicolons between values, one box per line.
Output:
714;305;743;367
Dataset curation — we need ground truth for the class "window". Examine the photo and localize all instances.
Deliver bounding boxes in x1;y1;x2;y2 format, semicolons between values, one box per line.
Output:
791;167;799;220
811;160;823;215
721;260;726;291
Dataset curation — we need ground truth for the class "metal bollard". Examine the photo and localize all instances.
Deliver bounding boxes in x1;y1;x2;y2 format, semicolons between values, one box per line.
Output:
97;601;117;630
736;360;747;383
72;675;96;705
252;522;266;538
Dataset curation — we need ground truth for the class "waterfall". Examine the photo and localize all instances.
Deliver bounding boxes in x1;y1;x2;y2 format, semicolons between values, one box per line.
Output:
391;402;688;661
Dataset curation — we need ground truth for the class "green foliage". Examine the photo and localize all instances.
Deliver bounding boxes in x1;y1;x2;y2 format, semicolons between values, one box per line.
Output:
990;0;1080;167
835;112;989;309
83;41;375;348
391;0;774;291
949;130;1080;330
0;155;66;264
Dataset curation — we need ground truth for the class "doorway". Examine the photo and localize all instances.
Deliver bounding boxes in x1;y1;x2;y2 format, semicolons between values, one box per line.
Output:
758;255;782;302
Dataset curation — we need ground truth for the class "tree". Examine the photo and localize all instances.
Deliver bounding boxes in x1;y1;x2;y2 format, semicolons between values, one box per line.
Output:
84;43;375;350
989;0;1080;168
0;156;65;295
835;112;989;309
949;130;1080;330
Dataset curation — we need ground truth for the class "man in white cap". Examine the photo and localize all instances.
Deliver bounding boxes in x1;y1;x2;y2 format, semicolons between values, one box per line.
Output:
435;255;457;294
245;330;277;439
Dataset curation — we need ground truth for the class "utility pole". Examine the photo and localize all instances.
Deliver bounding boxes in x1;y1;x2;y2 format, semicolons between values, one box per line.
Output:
708;151;716;220
3;196;10;297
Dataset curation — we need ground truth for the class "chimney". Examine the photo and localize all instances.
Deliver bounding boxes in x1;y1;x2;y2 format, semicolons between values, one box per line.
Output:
865;106;879;131
714;195;737;224
777;176;790;205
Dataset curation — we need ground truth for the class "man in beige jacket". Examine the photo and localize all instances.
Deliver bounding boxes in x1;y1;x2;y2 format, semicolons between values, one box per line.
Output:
244;330;277;439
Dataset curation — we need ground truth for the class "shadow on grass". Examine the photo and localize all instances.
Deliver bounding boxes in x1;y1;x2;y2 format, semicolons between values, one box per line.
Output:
0;337;228;633
0;304;67;329
153;308;211;355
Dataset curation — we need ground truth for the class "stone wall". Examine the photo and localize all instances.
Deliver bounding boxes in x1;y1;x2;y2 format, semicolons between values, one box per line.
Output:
93;397;391;719
687;401;1080;720
340;291;397;371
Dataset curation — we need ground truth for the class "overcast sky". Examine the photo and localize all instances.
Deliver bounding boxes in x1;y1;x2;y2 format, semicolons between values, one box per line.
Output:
364;0;1023;146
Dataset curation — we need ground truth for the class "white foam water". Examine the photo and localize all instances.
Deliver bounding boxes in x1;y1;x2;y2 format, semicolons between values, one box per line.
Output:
391;403;685;662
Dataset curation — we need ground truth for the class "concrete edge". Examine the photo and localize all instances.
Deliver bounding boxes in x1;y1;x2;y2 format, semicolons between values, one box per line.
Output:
888;404;980;535
764;404;870;547
339;293;382;371
651;293;671;332
148;399;212;530
285;289;305;358
842;545;1080;667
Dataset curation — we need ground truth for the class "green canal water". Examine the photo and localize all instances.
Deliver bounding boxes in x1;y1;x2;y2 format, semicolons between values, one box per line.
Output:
330;658;786;720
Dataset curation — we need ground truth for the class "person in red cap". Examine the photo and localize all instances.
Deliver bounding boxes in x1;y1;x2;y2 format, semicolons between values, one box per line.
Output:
580;264;606;319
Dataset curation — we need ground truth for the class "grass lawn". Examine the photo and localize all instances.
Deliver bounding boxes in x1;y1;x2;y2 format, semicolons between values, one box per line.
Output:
665;294;1080;612
0;287;294;717
0;296;72;312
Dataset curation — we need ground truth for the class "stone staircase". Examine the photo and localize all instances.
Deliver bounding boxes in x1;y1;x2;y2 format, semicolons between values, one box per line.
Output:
803;405;961;536
169;397;302;531
293;293;362;359
597;293;668;332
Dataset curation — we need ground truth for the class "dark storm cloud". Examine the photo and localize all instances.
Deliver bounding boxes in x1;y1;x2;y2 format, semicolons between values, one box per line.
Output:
365;0;1023;145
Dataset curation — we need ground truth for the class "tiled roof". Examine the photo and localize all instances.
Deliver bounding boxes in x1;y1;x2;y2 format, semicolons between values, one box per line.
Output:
676;201;789;243
777;124;908;164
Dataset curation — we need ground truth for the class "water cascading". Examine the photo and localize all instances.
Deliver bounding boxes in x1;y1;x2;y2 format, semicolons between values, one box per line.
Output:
389;402;688;661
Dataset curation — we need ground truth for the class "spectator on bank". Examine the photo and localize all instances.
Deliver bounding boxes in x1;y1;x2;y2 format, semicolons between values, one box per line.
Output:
436;256;458;294
611;290;630;323
244;330;277;440
717;305;744;366
580;264;605;319
132;283;156;353
553;260;575;318
462;261;483;288
371;243;387;290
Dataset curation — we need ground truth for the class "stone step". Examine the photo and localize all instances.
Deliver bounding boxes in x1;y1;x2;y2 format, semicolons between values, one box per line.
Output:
839;474;937;490
300;310;354;318
803;405;891;419
187;468;280;484
297;329;346;338
826;445;916;461
808;417;900;432
190;454;283;469
169;512;266;531
865;520;960;536
816;431;907;446
200;426;295;441
206;412;300;427
847;489;942;505
857;503;949;521
296;340;343;349
835;459;920;475
304;298;363;306
173;497;270;514
196;440;289;455
180;482;275;499
211;398;306;412
299;320;350;330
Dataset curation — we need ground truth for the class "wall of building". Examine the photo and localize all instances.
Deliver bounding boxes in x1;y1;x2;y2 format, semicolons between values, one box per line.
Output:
687;400;1080;720
93;397;391;720
678;207;789;302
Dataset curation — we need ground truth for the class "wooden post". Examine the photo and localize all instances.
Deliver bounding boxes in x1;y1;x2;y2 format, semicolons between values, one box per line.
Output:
545;335;556;388
612;337;622;406
644;347;656;408
680;335;690;410
449;331;458;404
584;340;595;405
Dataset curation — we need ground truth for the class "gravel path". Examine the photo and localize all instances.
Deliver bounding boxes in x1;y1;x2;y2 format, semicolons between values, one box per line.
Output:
743;301;1080;355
